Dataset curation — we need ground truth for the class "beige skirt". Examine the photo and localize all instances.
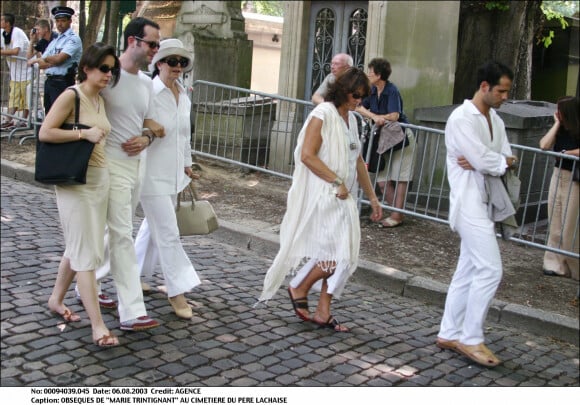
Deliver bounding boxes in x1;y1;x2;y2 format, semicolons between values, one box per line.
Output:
377;128;416;182
55;166;109;271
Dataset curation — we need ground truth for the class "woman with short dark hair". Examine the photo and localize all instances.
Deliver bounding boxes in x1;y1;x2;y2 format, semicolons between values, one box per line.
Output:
40;43;120;347
259;67;383;332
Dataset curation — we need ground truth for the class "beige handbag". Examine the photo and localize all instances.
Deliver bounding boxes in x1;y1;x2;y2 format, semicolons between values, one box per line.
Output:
175;182;219;235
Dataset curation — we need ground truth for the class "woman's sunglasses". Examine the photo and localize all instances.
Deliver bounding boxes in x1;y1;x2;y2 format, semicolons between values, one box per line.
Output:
162;57;189;68
351;92;364;100
98;65;120;75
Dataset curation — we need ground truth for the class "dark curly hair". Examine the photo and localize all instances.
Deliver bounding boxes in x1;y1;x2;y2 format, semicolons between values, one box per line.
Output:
368;58;392;82
325;67;370;108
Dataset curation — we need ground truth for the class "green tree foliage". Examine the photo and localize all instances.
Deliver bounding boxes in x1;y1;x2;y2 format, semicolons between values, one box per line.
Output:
539;1;578;47
241;1;284;17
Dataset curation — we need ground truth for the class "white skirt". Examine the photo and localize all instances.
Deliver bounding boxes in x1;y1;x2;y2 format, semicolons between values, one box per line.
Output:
55;166;109;271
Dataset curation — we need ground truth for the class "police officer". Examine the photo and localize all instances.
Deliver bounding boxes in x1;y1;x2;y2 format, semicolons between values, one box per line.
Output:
28;6;82;113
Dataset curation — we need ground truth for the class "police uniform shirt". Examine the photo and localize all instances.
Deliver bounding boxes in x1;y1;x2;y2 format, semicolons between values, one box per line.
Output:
42;27;82;76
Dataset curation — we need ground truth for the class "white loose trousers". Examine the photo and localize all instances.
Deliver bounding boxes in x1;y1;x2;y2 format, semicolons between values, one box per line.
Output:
96;158;147;323
438;209;503;345
135;194;201;297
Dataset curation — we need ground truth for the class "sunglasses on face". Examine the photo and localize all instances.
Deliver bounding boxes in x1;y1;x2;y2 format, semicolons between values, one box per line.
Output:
162;57;189;68
134;36;160;49
98;64;120;75
351;92;364;99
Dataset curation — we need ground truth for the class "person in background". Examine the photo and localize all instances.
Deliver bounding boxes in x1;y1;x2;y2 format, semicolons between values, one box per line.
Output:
134;38;201;319
436;61;518;367
259;67;383;332
27;18;57;59
311;53;353;105
356;58;415;228
41;43;120;347
26;18;57;121
539;96;579;281
28;6;82;113
1;13;31;129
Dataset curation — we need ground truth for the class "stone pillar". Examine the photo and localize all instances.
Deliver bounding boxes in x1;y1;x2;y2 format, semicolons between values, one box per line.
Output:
173;1;253;92
365;1;460;120
267;2;310;174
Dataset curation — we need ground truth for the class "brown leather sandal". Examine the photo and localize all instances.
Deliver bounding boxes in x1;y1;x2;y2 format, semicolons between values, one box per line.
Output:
94;333;120;347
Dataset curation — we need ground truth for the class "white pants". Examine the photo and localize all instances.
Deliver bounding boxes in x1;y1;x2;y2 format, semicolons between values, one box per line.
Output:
438;210;503;345
135;194;201;297
95;158;146;323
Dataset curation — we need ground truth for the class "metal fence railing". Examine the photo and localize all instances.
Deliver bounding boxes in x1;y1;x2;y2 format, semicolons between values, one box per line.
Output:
1;55;43;144
190;80;579;260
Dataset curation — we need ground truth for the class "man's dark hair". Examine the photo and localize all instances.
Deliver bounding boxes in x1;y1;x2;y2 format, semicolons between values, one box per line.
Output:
325;67;371;108
77;42;120;87
2;13;15;27
368;58;392;82
122;17;160;50
476;61;514;90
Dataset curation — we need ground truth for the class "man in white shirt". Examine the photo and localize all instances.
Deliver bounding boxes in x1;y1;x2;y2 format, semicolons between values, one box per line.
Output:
1;13;31;129
436;61;518;367
311;53;353;105
86;17;165;332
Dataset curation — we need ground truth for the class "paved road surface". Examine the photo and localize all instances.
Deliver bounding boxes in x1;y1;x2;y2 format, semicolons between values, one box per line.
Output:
1;177;578;394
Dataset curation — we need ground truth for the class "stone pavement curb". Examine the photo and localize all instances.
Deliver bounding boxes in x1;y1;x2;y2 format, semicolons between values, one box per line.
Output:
1;158;578;346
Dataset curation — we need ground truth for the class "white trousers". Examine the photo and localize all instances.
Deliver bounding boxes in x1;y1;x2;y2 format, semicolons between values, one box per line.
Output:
135;194;201;297
438;210;503;345
94;158;146;323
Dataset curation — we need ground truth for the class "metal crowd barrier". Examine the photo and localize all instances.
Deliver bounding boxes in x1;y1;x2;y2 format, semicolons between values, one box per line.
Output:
0;55;42;144
190;80;579;260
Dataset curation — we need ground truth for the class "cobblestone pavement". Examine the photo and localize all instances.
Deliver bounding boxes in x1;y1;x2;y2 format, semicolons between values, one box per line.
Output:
1;176;579;388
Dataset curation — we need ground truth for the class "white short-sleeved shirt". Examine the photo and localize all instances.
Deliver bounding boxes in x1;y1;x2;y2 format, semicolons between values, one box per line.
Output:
0;27;31;81
101;69;155;160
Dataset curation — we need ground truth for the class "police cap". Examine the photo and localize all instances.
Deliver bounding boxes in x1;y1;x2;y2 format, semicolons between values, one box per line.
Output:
51;6;75;19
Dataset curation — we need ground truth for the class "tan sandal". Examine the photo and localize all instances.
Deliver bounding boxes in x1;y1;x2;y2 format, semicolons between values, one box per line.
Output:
455;343;502;367
435;337;459;351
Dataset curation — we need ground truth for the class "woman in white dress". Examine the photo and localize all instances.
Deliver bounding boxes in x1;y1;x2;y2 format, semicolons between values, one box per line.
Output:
259;67;383;332
134;39;201;319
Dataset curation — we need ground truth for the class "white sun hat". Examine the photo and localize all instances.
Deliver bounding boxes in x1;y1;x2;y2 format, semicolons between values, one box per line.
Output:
149;38;193;73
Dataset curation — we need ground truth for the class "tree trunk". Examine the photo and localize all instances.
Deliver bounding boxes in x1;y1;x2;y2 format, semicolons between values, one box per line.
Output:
82;0;107;46
103;0;121;50
453;1;542;102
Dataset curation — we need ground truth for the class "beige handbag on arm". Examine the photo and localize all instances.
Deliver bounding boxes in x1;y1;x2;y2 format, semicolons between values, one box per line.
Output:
175;182;219;235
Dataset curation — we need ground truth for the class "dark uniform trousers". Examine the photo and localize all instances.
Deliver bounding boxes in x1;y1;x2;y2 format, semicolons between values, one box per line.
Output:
44;75;75;113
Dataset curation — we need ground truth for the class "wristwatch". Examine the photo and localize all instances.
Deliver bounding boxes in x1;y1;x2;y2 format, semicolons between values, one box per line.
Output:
332;177;343;187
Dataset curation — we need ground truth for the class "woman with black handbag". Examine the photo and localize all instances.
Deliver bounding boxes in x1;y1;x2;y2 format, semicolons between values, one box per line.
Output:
39;43;121;347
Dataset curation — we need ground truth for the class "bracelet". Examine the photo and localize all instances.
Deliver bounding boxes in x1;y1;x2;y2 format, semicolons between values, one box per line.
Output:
332;177;343;187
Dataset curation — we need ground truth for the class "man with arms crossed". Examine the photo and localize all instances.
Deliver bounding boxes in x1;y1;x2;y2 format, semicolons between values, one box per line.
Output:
28;6;82;113
436;61;518;367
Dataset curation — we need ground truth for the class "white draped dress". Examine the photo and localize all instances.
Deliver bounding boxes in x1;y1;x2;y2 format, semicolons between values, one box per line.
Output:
260;102;361;301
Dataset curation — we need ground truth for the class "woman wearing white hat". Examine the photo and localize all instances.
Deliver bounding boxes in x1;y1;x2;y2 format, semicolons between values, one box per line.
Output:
134;38;200;319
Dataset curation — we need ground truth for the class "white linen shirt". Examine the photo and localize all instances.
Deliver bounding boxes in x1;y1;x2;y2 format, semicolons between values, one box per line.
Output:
1;27;31;81
445;99;513;230
139;76;193;196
